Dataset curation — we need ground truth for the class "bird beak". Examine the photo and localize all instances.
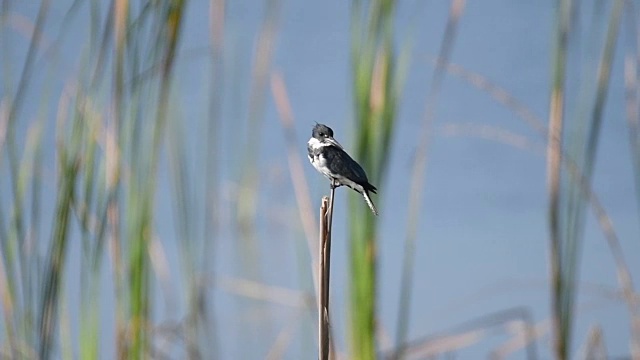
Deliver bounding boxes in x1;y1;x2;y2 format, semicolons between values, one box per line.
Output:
326;136;344;149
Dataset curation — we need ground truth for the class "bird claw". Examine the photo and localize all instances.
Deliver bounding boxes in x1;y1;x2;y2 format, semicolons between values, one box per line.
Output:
330;181;342;190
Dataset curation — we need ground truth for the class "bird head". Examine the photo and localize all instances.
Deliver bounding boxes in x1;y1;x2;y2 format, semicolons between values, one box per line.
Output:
312;123;343;149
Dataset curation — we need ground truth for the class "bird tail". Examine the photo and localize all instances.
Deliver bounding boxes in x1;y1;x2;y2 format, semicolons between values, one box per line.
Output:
363;191;378;216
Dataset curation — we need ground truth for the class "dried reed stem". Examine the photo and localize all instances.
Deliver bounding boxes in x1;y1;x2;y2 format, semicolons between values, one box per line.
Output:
319;180;336;360
270;72;320;301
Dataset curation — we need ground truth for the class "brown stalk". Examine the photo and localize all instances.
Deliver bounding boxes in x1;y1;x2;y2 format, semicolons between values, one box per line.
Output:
270;72;320;299
319;180;336;360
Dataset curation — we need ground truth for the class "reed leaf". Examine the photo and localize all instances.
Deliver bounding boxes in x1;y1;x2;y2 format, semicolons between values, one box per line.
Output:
548;1;624;359
350;0;400;358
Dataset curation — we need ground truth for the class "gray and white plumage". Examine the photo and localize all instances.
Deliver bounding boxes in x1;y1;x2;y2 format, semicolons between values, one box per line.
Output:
307;123;378;215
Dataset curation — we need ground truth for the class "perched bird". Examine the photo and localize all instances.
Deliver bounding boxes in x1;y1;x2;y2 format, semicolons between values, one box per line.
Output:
307;123;378;215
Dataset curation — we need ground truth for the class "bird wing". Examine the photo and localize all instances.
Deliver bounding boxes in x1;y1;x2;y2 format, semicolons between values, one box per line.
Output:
322;145;377;193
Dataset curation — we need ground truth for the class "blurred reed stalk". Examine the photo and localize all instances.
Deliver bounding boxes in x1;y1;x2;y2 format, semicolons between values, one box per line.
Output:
443;51;640;358
232;2;283;356
3;0;275;357
625;0;640;223
350;0;407;357
0;0;54;356
39;114;81;359
623;2;640;357
546;0;570;358
547;1;630;359
236;0;281;266
271;71;335;357
444;51;640;345
394;0;465;358
121;1;187;358
384;307;539;359
271;71;320;300
318;182;336;360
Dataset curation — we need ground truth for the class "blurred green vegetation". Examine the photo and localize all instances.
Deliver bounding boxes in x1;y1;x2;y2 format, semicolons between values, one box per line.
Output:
349;0;402;358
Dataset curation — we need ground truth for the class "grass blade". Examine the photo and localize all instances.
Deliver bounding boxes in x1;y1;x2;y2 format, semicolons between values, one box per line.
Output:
547;0;571;358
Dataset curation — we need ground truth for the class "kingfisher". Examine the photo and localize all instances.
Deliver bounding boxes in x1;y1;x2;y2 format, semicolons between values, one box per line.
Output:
307;123;378;215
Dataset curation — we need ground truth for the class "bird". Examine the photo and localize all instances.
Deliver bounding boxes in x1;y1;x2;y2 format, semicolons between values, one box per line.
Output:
307;123;378;215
